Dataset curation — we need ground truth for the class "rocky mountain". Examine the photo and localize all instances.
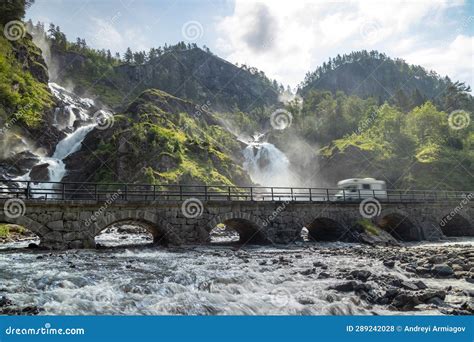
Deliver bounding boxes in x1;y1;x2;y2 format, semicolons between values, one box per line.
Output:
1;17;472;191
62;88;252;186
48;43;280;114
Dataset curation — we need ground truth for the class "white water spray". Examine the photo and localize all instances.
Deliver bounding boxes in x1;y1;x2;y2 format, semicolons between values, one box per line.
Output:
242;135;295;187
15;83;104;186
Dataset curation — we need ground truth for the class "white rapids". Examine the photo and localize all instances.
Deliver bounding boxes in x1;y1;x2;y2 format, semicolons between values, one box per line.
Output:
0;235;472;315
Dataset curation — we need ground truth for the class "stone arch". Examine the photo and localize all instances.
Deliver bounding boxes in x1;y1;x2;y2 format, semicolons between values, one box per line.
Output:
92;210;177;246
207;212;269;244
305;217;349;241
0;213;48;242
438;212;473;237
376;209;421;241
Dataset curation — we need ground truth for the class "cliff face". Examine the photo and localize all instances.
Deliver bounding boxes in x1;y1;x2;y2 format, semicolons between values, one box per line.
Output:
0;31;63;180
50;47;280;112
63;88;252;186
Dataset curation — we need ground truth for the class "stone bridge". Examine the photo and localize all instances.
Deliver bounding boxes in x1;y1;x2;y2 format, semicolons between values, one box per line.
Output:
0;197;472;249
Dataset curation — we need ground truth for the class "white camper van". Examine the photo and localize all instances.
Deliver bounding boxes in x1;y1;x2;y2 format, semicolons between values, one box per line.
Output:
334;178;387;200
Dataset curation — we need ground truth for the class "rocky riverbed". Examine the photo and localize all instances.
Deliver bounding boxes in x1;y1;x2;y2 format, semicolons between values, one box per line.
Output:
0;232;472;315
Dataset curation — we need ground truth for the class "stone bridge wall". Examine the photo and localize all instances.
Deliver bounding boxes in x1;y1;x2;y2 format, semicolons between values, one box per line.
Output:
0;199;472;249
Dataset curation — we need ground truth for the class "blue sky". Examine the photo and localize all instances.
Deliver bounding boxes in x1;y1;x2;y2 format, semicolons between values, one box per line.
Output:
27;0;473;89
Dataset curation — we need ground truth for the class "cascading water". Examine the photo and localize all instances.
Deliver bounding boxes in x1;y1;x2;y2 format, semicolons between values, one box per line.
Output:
242;135;294;187
15;83;107;185
45;123;96;182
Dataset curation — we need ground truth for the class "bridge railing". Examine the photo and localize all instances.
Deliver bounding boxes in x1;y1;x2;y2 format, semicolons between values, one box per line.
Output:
0;180;471;203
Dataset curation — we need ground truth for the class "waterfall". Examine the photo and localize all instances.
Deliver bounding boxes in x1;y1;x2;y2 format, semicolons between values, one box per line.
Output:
14;83;106;187
47;123;96;182
243;139;294;187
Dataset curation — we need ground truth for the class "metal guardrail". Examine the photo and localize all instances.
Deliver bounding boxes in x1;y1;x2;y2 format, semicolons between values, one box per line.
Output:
0;180;471;203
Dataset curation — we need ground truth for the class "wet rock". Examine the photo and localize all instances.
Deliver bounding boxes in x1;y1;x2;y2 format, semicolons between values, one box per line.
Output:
414;280;428;290
28;243;39;249
330;281;358;292
10;151;39;175
318;272;330;279
300;268;316;276
429;255;446;264
29;163;50;182
313;261;327;269
427;297;446;307
0;296;12;307
419;290;446;303
432;264;454;277
297;297;315;305
383;260;395;268
415;266;431;275
392;293;421;310
350;270;371;281
21;306;43;315
401;281;419;291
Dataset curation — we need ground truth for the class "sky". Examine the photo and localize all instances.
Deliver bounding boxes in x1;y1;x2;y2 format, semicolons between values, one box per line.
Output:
27;0;474;89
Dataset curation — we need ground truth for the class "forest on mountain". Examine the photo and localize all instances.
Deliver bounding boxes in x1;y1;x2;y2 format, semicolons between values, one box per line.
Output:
0;0;472;190
26;21;281;115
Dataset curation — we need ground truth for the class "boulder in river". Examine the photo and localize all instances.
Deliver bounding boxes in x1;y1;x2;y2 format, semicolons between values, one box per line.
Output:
432;264;454;277
29;163;50;181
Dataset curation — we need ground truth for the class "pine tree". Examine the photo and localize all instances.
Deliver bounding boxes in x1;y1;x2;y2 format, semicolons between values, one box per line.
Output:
124;47;133;64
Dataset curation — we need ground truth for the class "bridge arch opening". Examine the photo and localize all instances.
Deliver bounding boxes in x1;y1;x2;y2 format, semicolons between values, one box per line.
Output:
440;214;473;237
306;218;348;242
95;220;167;248
0;223;40;249
377;213;420;241
209;217;268;245
209;223;240;244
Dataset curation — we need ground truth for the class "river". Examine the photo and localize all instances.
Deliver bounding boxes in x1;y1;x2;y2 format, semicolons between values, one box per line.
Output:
1;84;472;316
0;232;472;315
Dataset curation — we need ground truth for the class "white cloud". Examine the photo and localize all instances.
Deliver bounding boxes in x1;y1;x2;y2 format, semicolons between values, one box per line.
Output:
401;35;474;88
88;16;148;53
214;0;471;89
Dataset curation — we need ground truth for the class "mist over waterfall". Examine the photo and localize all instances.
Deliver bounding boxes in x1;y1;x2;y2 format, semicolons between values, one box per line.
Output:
242;138;295;187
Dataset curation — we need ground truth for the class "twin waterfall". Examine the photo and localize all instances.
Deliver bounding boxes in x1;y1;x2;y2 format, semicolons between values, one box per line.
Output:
16;83;292;188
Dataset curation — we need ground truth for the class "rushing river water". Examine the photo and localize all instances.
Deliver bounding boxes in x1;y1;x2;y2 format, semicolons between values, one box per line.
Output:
0;231;472;316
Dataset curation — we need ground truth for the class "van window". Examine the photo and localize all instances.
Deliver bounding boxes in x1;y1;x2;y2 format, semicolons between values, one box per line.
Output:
343;185;358;190
362;184;371;190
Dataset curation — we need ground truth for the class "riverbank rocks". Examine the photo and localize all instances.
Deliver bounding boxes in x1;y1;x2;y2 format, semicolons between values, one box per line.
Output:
432;264;454;277
0;295;43;315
